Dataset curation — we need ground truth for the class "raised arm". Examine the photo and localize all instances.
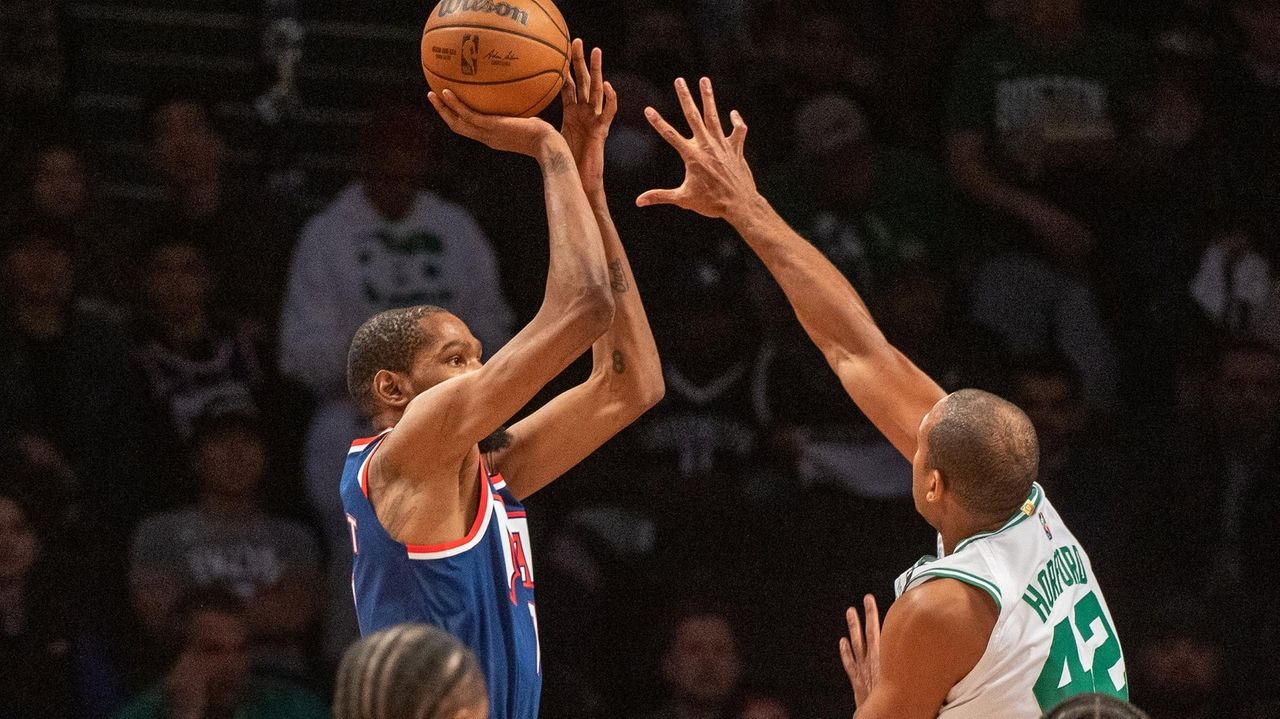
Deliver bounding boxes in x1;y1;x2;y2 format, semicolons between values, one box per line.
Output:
378;94;615;481
495;41;664;499
637;77;943;458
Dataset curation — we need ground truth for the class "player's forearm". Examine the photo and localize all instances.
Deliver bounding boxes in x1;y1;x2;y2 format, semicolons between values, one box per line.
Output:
725;193;889;359
586;200;663;404
535;138;616;337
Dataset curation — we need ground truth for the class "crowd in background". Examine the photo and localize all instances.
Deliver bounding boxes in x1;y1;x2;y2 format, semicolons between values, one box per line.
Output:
2;0;1280;717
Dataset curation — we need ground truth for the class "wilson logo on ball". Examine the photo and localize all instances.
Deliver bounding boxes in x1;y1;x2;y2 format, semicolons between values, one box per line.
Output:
436;0;530;26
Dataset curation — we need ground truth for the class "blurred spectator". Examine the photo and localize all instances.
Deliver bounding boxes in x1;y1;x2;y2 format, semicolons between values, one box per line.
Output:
0;478;121;719
969;252;1119;408
766;95;965;304
1216;0;1280;229
1006;353;1139;592
0;227;149;535
1152;341;1280;586
641;608;744;719
114;588;327;719
5;143;131;312
1187;212;1271;338
128;414;321;678
737;695;791;719
143;88;295;327
946;0;1149;265
638;260;759;480
1128;595;1239;719
278;101;512;656
133;239;265;445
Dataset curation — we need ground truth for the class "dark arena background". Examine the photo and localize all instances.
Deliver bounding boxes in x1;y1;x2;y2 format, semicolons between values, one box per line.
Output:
1;0;1279;716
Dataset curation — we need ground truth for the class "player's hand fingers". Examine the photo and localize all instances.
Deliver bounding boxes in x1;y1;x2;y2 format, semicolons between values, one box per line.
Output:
674;78;709;140
590;47;605;115
602;81;618;122
846;605;865;661
839;637;857;679
643;107;690;155
428;92;464;132
571;39;590;105
561;72;578;106
439;90;488;130
699;77;726;139
729;109;748;157
864;595;881;656
636;187;682;208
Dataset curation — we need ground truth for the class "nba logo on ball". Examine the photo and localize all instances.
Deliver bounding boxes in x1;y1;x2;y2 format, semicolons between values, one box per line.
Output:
461;34;479;75
422;0;569;117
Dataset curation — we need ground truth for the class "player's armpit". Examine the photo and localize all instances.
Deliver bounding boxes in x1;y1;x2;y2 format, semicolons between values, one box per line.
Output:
853;580;998;719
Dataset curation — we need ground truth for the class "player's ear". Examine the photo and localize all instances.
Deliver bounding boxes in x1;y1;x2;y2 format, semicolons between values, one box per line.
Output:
372;369;412;409
925;468;944;503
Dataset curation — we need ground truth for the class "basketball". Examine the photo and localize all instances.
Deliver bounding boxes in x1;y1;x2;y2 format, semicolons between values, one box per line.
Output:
421;0;570;118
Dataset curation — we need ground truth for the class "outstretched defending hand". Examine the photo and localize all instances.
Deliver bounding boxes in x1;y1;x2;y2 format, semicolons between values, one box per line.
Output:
560;39;617;194
840;594;882;708
428;89;558;159
636;77;758;220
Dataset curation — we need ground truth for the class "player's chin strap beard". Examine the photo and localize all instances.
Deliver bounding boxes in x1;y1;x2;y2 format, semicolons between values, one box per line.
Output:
479;426;513;455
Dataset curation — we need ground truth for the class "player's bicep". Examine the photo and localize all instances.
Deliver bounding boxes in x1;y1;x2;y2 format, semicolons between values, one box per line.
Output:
863;580;997;718
493;376;635;499
830;346;945;459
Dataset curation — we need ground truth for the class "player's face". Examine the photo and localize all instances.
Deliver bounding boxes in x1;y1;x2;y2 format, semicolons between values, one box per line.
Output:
407;314;484;395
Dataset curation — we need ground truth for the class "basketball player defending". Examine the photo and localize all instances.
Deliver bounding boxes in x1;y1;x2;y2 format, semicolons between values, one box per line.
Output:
340;43;661;719
639;78;1126;718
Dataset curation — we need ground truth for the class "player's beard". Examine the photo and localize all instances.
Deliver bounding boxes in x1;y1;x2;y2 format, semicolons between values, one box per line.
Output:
479;426;513;454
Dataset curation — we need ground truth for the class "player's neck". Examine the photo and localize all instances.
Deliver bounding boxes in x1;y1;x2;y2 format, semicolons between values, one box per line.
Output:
939;514;1009;556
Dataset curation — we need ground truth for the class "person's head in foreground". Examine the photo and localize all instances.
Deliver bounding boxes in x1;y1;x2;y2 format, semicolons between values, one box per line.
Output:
913;389;1040;533
335;623;488;719
1043;693;1150;719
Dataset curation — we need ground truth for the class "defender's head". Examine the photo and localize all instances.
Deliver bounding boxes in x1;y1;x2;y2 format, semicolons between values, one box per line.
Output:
335;623;488;719
347;306;483;421
911;389;1040;531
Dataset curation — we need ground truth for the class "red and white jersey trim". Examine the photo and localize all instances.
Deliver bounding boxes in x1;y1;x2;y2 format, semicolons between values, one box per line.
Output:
405;456;496;560
349;429;392;454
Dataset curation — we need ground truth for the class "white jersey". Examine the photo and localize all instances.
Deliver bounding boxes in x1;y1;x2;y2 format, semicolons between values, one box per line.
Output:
894;483;1128;717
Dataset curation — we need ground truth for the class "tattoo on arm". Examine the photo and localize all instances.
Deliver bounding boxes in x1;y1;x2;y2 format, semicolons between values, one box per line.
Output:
612;350;626;374
543;151;572;176
608;259;629;293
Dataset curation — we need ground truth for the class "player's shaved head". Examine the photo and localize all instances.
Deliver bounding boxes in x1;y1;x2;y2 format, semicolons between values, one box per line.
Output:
1042;693;1150;719
924;389;1039;520
335;623;488;719
347;305;448;415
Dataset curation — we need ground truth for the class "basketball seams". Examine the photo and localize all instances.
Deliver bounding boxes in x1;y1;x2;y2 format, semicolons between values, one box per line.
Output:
521;0;569;42
423;22;567;58
424;66;564;86
513;54;566;117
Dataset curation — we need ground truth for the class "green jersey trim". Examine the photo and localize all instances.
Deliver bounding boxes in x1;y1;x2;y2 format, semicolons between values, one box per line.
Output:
953;483;1044;555
912;568;1004;612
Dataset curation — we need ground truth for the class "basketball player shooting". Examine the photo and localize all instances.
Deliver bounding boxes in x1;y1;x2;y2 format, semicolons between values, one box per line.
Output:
638;77;1127;718
339;42;662;719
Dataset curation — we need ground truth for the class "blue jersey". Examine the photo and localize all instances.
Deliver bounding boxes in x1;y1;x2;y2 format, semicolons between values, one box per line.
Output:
340;430;541;719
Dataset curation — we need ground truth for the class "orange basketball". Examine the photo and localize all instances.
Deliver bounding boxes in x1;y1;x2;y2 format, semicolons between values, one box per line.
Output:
421;0;570;118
